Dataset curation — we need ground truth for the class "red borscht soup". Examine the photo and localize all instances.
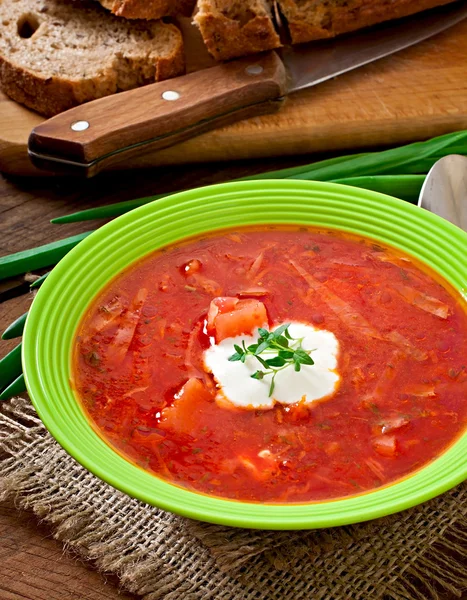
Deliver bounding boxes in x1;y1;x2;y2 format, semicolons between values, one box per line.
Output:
72;227;467;503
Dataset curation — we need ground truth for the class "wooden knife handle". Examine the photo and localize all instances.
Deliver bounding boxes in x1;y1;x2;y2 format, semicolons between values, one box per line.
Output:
28;52;287;177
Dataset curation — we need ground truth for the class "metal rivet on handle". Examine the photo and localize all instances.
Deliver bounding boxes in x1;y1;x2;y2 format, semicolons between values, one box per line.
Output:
71;120;90;132
245;65;264;76
162;90;181;101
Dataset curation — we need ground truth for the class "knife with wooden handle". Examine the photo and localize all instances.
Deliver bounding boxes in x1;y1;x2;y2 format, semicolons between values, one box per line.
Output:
28;2;467;177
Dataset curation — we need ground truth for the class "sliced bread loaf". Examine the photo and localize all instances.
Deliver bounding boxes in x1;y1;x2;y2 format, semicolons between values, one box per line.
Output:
97;0;196;20
194;0;281;61
277;0;458;44
0;0;185;117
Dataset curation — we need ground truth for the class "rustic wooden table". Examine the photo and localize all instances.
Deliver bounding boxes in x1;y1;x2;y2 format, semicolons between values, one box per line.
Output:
0;158;303;600
0;160;462;600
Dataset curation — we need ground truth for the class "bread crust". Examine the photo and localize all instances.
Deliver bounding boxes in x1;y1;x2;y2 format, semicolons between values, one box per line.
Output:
194;5;281;61
98;0;196;19
0;59;77;118
0;20;184;117
278;0;459;44
1;0;457;118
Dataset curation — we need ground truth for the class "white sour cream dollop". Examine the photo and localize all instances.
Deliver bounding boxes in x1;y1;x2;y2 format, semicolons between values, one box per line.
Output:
203;322;340;410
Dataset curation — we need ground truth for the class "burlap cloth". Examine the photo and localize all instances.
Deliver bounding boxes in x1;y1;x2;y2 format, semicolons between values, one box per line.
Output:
1;397;466;599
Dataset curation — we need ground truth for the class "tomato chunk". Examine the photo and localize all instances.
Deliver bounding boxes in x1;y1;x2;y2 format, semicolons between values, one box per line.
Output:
207;297;268;342
160;378;212;436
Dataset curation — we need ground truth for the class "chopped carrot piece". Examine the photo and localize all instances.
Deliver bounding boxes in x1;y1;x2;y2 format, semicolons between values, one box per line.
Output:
373;434;397;458
227;234;243;243
236;287;270;298
288;400;311;422
207;297;268;342
403;384;436;398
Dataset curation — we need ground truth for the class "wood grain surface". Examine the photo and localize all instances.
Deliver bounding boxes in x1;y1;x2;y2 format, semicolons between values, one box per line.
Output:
0;500;136;600
1;19;467;177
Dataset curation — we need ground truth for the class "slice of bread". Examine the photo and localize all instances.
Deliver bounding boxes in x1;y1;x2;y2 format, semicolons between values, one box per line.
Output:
0;0;185;117
194;0;281;61
277;0;458;44
97;0;196;20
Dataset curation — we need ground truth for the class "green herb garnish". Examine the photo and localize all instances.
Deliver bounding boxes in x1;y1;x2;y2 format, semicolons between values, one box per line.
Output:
228;324;315;397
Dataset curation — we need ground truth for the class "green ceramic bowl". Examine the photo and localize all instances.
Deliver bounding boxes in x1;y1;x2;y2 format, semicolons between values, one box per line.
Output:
22;180;467;529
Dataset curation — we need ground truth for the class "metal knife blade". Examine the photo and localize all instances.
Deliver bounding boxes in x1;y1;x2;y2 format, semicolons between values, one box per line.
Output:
28;2;467;177
282;2;467;93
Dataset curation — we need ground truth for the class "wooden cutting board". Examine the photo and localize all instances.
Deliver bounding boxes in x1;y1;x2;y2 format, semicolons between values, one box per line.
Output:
1;19;467;177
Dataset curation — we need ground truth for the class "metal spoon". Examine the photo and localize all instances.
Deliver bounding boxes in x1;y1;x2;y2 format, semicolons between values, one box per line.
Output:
417;155;467;231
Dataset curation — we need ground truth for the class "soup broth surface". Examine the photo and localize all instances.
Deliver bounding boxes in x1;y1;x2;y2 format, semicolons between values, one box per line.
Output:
73;227;467;503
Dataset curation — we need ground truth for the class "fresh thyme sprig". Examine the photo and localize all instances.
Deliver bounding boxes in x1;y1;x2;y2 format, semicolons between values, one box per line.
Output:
228;324;315;397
